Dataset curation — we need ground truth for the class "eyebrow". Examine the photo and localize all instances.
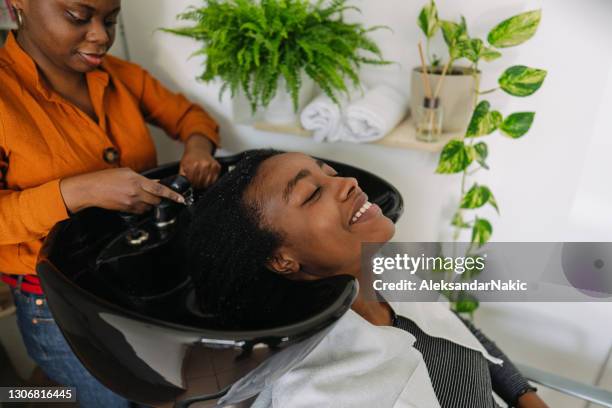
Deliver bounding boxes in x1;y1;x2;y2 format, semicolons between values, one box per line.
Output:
70;2;95;11
282;159;326;203
70;2;121;14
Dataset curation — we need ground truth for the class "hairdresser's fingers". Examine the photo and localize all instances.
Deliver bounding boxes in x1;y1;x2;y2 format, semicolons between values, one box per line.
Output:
198;163;212;188
204;161;221;187
138;189;163;207
188;163;206;190
180;160;204;189
204;166;217;188
130;202;153;215
211;161;221;182
203;173;213;189
198;162;216;188
140;178;185;204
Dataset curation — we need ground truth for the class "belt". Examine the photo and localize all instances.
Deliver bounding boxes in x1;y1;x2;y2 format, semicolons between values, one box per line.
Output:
1;274;44;295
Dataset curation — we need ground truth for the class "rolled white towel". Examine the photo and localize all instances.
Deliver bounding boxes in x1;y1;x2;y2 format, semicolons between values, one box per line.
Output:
300;93;342;143
300;89;363;143
342;85;409;143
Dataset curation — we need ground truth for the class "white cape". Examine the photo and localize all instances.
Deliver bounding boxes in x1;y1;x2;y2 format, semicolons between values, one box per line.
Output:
217;310;440;408
216;302;503;408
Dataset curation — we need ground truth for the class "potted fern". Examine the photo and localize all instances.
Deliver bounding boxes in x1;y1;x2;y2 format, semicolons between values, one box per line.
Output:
164;0;389;124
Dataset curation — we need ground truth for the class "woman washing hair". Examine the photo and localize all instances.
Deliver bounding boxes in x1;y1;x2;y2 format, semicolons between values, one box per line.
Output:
184;150;548;408
1;0;220;405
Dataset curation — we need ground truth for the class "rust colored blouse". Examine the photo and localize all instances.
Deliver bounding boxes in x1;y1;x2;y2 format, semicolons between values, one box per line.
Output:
0;32;219;275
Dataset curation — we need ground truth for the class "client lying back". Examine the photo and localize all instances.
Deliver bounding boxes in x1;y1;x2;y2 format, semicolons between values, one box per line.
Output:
182;150;546;408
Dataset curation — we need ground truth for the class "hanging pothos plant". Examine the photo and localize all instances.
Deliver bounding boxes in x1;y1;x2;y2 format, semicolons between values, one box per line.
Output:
418;1;547;313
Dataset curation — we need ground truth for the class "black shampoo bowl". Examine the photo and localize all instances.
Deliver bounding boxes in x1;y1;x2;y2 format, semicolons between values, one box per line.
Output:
36;150;403;407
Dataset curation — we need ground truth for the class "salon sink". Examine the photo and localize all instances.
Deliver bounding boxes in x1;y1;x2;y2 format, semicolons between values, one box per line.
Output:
35;150;404;407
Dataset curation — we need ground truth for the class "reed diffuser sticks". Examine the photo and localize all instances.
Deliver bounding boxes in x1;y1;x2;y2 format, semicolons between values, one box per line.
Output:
416;42;448;141
417;42;433;99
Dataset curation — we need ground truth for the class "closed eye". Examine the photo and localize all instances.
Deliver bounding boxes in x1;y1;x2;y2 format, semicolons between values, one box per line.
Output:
303;172;337;204
66;11;89;24
304;186;322;205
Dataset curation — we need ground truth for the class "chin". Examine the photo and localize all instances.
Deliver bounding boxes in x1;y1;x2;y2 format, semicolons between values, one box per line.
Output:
380;218;396;242
67;55;99;73
362;216;395;243
74;63;98;73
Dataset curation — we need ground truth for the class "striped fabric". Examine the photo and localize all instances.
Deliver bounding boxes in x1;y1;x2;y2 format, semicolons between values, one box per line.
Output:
393;315;502;408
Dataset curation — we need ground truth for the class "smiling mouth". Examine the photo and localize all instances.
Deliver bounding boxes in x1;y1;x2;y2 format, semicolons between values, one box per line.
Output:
348;191;367;226
351;201;372;224
78;52;105;66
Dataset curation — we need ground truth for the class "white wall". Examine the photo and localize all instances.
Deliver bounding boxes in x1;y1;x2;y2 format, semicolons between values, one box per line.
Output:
119;1;612;406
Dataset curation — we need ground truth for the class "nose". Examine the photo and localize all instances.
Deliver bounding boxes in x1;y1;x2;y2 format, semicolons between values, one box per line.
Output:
336;176;359;202
85;20;111;49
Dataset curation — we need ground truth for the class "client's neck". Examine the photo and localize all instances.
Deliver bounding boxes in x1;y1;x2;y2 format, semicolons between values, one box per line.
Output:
351;295;394;326
351;269;393;326
329;259;393;326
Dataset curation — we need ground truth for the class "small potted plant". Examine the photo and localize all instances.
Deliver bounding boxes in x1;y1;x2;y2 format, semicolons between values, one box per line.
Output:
164;0;389;124
412;5;481;133
411;1;541;134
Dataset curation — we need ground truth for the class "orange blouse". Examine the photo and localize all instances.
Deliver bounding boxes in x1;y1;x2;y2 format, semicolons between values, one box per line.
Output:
0;32;219;275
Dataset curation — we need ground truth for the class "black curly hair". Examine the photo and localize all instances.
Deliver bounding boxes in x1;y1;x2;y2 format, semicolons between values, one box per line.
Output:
182;149;303;330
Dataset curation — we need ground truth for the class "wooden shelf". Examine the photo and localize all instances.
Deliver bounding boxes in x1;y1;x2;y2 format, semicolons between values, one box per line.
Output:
253;121;313;138
252;114;462;152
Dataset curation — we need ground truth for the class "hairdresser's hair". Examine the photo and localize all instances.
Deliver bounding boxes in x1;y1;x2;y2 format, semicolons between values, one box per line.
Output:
183;149;297;330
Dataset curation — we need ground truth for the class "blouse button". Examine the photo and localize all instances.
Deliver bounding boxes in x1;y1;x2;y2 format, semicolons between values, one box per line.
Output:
103;147;120;165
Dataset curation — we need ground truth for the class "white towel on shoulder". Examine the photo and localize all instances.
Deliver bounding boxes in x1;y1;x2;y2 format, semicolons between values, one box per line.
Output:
342;85;409;143
217;310;440;408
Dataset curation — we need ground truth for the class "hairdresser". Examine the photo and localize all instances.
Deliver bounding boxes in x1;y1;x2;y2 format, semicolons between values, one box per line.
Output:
0;0;220;406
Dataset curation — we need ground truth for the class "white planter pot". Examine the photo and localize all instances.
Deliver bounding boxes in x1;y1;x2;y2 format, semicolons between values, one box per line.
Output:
231;74;315;125
263;75;315;124
410;66;480;133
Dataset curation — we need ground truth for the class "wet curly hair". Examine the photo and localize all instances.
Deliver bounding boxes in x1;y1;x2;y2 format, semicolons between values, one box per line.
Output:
182;149;301;330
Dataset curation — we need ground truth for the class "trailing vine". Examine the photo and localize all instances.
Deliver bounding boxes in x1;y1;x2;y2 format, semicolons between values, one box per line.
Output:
418;1;547;313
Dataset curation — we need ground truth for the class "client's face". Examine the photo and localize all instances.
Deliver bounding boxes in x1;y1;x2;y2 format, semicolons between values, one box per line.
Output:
249;153;395;279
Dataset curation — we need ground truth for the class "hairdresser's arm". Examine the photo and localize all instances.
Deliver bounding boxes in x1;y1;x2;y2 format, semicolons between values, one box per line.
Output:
456;314;549;408
60;168;186;214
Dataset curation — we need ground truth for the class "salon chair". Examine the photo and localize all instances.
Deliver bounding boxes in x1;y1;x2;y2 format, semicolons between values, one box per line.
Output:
35;150;403;408
35;150;612;408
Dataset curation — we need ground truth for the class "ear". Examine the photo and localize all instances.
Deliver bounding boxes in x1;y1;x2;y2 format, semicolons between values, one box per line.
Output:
266;250;300;277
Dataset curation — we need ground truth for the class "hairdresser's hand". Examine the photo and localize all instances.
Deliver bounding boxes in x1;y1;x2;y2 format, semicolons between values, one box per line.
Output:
60;167;185;214
179;134;221;189
517;391;549;408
